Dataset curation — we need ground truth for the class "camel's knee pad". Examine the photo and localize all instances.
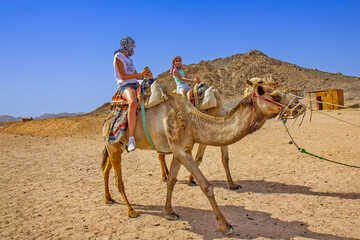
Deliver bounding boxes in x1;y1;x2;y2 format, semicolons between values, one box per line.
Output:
202;183;214;197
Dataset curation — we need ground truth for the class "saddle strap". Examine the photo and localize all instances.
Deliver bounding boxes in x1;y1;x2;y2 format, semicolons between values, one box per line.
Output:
193;84;200;109
140;101;156;150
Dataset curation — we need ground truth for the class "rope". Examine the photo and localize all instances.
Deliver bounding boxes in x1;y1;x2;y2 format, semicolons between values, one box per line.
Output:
308;108;360;129
140;101;156;150
287;92;360;111
282;120;360;169
285;93;360;128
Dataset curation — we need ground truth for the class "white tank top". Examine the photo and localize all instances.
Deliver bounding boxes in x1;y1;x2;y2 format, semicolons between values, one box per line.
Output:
113;52;138;87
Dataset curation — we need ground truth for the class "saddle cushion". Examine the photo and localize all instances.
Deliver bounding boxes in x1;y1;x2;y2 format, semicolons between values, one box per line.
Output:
187;83;217;110
200;86;217;110
143;79;168;109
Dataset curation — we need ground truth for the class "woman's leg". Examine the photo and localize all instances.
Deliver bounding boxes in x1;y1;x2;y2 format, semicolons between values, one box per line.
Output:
122;88;137;144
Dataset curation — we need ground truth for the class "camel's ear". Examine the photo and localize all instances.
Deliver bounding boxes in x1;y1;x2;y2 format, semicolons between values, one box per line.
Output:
246;79;253;86
255;85;265;95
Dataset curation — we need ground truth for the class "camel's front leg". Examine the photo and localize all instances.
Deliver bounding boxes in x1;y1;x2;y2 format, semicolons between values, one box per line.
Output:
188;144;207;186
164;156;181;220
221;146;241;190
108;147;139;218
177;151;233;235
157;153;169;182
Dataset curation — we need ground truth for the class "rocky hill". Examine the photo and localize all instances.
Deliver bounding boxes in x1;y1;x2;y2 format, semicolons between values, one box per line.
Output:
157;50;360;103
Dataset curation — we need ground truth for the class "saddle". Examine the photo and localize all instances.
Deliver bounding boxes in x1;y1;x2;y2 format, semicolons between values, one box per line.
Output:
187;83;217;110
111;79;167;109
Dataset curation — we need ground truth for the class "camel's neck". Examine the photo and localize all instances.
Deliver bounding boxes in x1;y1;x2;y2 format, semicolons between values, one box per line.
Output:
191;102;269;146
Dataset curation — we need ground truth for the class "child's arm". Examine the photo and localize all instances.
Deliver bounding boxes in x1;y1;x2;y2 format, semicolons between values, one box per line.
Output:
173;69;194;83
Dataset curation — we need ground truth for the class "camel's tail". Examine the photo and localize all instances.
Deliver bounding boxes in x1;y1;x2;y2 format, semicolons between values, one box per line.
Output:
101;147;109;171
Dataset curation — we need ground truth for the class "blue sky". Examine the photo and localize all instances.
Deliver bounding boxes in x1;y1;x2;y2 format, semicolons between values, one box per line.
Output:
1;0;359;117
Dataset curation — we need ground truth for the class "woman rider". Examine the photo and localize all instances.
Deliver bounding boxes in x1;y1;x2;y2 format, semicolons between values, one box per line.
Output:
113;37;151;151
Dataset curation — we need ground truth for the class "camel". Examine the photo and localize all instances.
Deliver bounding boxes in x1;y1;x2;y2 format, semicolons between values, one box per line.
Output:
158;76;283;189
101;82;303;234
157;90;243;189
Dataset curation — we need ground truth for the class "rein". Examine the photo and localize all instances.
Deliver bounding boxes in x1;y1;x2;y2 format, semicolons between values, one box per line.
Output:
139;78;157;150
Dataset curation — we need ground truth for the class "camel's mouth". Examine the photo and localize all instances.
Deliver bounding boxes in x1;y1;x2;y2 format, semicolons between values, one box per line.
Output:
278;92;306;120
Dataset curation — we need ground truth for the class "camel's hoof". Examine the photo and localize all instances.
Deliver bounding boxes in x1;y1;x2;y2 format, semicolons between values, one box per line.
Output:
128;209;139;218
165;211;179;221
229;184;242;190
188;181;197;186
105;198;115;204
219;223;234;235
161;177;168;183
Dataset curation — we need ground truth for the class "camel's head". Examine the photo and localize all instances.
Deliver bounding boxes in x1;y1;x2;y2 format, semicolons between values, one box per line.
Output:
250;83;305;119
244;75;282;97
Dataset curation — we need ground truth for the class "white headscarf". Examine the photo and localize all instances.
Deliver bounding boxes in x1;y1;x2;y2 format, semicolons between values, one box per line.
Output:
114;36;135;56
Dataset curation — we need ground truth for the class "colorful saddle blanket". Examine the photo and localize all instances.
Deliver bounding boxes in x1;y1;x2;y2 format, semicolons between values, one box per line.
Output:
106;79;167;144
107;105;128;144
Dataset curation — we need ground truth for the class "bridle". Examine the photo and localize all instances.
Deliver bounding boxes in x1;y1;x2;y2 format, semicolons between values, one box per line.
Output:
251;91;282;112
251;90;305;121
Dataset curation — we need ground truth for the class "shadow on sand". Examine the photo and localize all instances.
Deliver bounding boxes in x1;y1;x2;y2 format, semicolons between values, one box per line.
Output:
132;203;357;240
177;179;360;199
127;179;359;239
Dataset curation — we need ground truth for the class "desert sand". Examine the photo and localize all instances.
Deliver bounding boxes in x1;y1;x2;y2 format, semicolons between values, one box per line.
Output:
1;108;359;240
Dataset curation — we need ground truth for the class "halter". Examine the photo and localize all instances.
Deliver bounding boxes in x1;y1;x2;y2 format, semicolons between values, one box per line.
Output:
251;91;305;121
251;91;282;112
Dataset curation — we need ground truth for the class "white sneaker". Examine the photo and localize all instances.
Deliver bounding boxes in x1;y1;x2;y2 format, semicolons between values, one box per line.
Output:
128;137;136;152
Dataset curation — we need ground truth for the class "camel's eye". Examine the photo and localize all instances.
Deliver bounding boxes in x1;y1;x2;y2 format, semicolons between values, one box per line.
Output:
271;93;281;102
257;86;265;95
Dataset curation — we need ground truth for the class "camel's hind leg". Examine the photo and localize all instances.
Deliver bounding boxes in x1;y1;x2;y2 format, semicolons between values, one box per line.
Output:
101;148;115;203
168;150;233;235
188;145;241;190
106;144;139;218
157;153;169;182
221;146;241;190
188;144;207;186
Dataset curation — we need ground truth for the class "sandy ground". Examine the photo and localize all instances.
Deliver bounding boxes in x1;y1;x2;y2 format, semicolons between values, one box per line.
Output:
0;109;359;240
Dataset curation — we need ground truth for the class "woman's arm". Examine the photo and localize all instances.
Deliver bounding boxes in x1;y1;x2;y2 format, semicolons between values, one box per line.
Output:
116;58;148;80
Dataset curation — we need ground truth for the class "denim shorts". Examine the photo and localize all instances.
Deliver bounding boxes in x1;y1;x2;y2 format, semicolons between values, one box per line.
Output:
176;83;191;93
118;82;140;96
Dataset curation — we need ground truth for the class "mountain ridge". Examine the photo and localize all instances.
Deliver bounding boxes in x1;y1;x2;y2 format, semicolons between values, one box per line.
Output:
0;112;86;123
